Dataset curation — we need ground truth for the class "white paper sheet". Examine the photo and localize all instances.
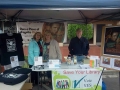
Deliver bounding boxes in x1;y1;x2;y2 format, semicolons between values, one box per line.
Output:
10;56;19;68
49;59;60;68
34;56;43;66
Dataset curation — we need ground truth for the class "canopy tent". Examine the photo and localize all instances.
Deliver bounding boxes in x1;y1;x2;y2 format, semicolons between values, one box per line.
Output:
0;0;120;23
0;0;120;9
0;9;120;23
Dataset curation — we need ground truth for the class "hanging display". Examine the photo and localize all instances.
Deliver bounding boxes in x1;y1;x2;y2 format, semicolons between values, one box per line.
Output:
0;33;24;67
16;22;67;44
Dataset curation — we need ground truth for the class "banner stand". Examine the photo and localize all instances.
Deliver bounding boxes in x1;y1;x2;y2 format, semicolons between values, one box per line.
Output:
95;68;105;90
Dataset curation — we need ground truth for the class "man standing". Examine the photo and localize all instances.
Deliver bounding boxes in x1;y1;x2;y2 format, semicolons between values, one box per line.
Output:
68;28;89;62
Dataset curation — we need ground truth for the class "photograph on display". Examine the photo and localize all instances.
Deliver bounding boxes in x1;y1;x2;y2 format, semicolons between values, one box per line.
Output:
42;22;65;42
55;79;69;89
102;57;110;65
114;59;120;68
100;56;112;68
111;58;120;70
103;26;120;56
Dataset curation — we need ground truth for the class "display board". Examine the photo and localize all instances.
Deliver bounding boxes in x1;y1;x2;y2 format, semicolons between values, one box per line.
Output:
52;69;102;90
16;22;67;44
100;26;120;70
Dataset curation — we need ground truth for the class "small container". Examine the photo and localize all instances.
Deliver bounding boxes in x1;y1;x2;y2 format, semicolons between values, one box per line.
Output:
73;55;77;64
67;56;71;65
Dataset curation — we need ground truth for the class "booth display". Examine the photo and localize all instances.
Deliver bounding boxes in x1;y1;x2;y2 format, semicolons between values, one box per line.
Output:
32;59;102;90
100;26;120;70
0;66;31;85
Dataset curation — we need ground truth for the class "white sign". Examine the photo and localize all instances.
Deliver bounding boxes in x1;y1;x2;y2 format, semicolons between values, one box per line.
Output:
34;57;43;66
52;69;102;90
16;22;43;44
10;56;19;68
49;59;60;68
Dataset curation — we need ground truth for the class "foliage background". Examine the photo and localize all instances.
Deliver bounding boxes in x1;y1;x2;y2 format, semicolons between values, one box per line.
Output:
67;24;93;40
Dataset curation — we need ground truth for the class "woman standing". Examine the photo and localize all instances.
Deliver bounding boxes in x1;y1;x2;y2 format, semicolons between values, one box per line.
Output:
43;31;62;85
28;32;43;86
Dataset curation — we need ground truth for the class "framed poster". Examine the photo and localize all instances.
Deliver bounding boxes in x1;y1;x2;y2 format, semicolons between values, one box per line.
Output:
100;56;112;68
112;58;120;70
101;26;120;57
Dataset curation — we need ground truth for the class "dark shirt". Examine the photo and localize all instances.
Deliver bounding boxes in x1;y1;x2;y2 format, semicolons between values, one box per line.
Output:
37;41;43;56
0;33;24;65
68;37;89;56
0;72;28;85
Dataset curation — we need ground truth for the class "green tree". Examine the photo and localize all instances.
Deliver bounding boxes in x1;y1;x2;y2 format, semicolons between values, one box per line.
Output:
67;24;93;40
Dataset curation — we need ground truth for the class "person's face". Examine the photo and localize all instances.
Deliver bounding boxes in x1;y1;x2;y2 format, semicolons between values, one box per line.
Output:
56;31;64;42
51;23;60;34
45;34;51;40
76;30;82;38
35;33;41;41
111;32;118;41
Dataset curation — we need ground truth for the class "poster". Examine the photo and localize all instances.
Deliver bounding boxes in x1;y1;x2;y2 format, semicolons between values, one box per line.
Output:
16;22;67;44
52;69;102;90
16;22;43;44
42;22;66;43
111;58;120;70
100;56;112;68
103;26;120;56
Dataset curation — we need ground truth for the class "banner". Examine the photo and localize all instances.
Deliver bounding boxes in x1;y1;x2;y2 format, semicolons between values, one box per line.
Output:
52;69;102;90
16;22;43;44
16;22;67;44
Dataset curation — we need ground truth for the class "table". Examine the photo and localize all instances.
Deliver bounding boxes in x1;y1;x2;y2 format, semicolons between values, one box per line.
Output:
32;63;102;90
0;79;26;90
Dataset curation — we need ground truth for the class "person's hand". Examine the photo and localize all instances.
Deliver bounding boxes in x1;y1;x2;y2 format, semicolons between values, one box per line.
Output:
86;55;90;59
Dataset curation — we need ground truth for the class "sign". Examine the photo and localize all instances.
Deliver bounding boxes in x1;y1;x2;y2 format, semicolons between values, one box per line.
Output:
34;57;43;66
49;59;60;68
16;22;67;44
16;22;43;44
10;56;19;68
52;69;102;90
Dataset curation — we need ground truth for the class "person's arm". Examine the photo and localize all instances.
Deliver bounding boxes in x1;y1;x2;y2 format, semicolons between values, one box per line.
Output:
68;38;73;55
55;40;62;61
28;41;34;61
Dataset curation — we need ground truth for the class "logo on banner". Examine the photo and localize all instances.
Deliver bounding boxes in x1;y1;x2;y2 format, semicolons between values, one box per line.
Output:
73;75;87;88
6;39;17;52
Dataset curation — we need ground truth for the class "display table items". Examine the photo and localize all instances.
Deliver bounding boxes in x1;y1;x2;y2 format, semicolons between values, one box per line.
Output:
32;63;102;90
0;66;31;85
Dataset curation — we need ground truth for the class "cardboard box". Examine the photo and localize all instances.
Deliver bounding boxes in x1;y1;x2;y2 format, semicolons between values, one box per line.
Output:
21;83;32;90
